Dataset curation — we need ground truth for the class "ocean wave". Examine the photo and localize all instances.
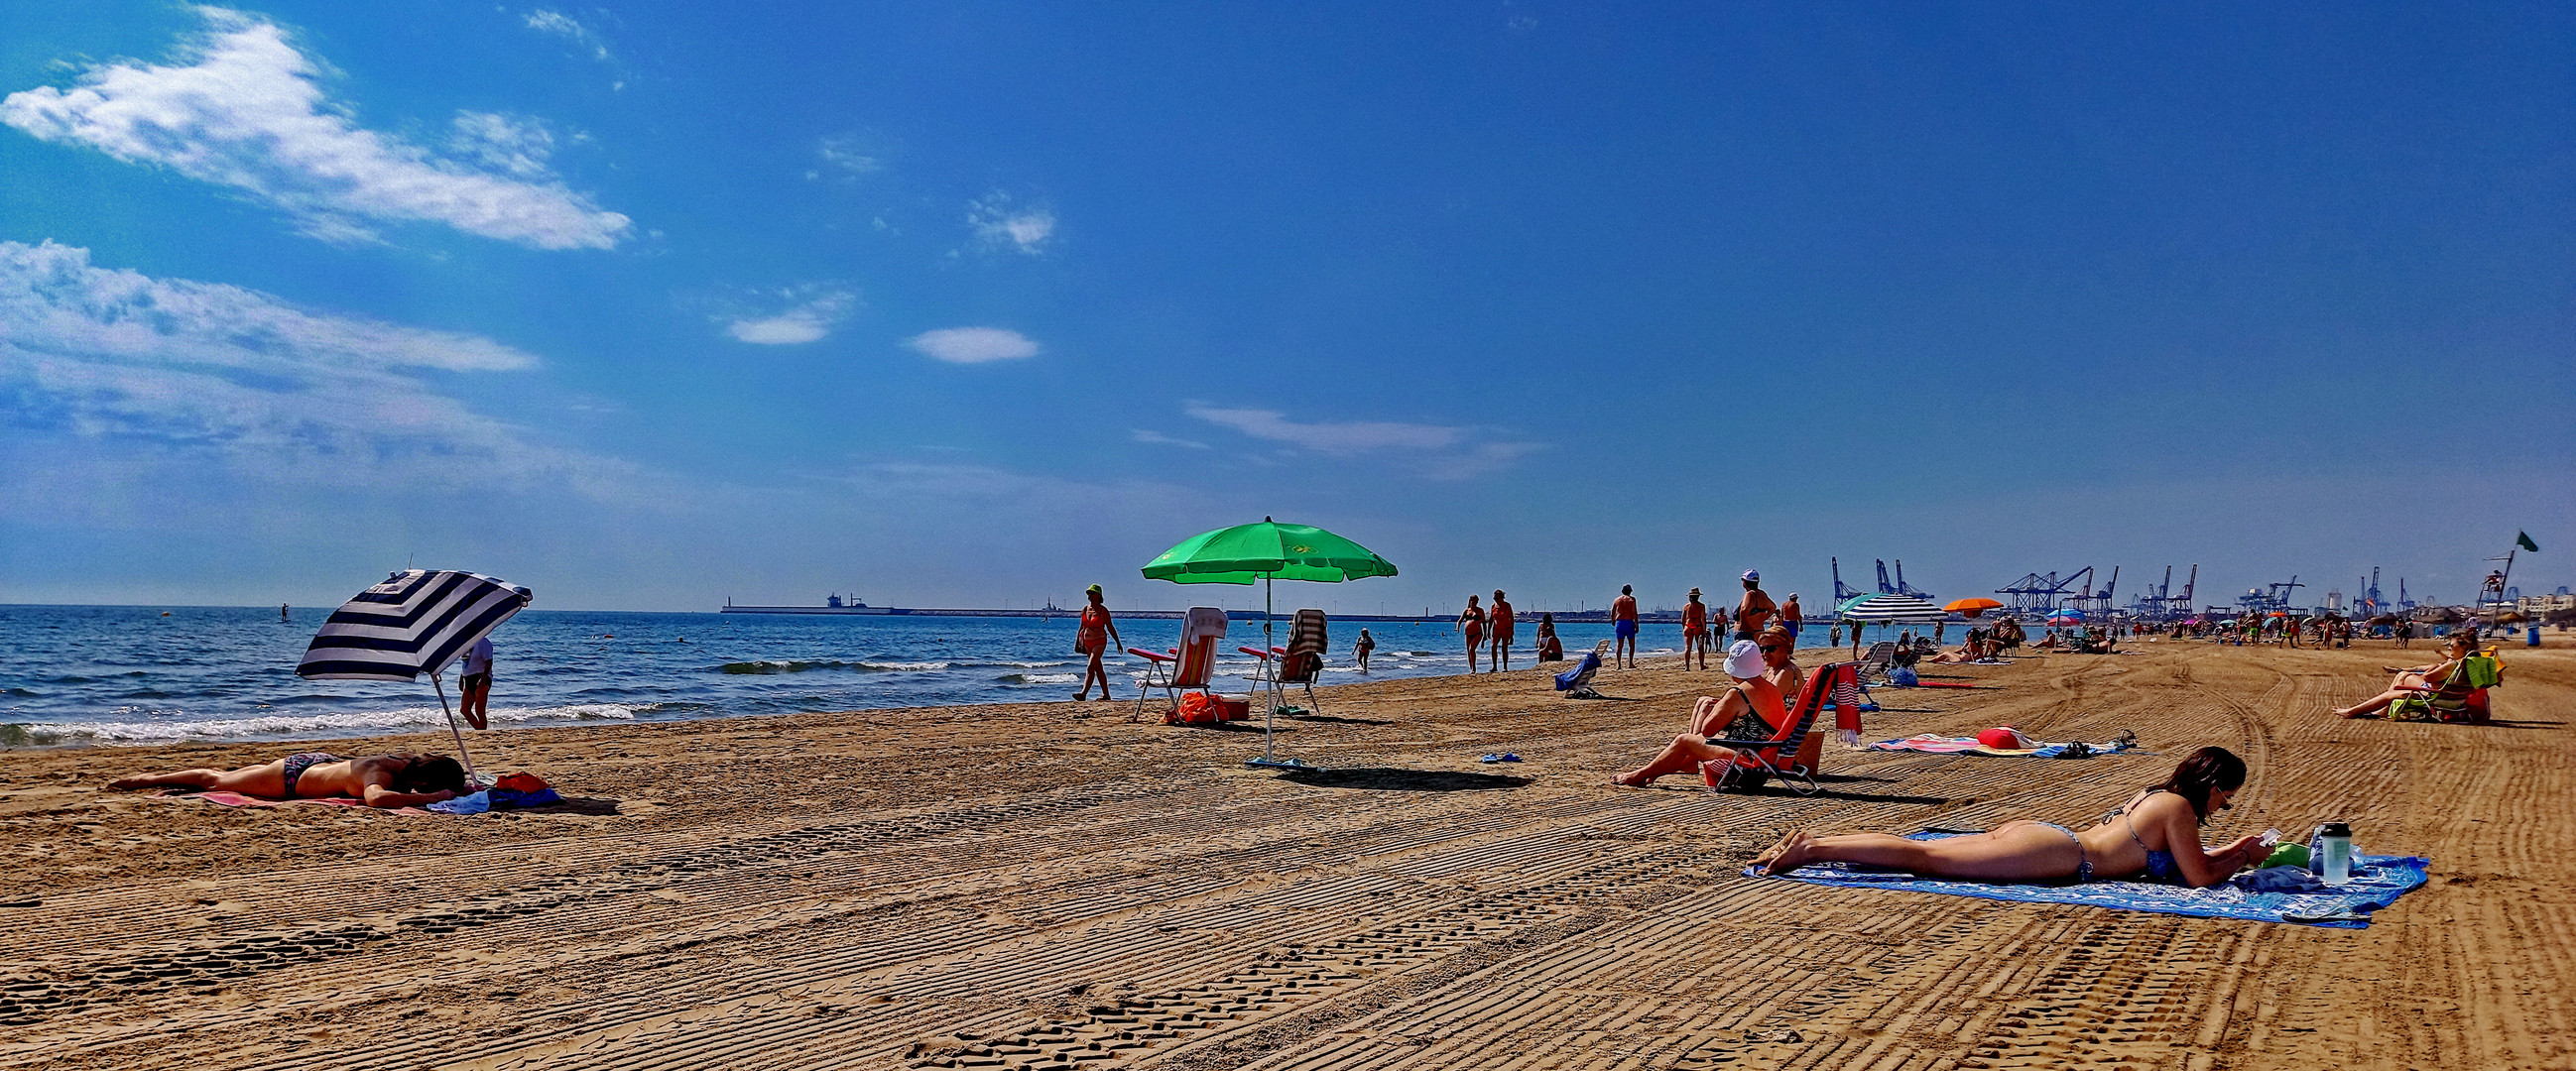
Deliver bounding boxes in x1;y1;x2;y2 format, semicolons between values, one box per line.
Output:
996;672;1081;686
12;703;644;744
718;659;954;674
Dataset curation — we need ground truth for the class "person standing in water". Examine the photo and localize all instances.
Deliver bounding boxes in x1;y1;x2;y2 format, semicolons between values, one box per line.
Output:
1488;590;1516;672
1458;595;1487;672
1354;628;1376;672
280;602;291;622
1681;588;1710;670
1074;584;1124;701
1612;585;1640;669
1779;593;1802;643
458;636;495;730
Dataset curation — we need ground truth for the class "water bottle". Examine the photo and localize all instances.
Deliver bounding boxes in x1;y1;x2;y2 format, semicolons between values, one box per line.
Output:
2318;821;2354;886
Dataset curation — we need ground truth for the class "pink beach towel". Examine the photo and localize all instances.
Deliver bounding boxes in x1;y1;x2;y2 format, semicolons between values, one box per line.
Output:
153;790;429;813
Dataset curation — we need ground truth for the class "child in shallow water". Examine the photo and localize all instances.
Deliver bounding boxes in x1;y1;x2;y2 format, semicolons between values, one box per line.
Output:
1750;747;2265;889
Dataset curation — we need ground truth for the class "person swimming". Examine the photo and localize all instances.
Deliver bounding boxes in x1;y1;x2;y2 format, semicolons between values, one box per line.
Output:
1749;747;2265;888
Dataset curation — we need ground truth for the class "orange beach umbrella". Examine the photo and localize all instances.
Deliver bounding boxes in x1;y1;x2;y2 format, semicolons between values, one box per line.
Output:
1944;597;2004;618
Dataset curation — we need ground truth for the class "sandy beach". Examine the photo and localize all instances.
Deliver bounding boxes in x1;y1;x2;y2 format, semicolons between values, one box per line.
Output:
5;639;2570;1070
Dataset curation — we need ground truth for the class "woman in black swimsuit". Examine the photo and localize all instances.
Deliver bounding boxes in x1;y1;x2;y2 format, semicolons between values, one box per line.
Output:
106;753;466;808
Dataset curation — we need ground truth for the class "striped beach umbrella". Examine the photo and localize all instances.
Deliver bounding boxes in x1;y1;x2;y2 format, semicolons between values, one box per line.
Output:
299;570;533;680
1837;592;1945;624
298;569;533;782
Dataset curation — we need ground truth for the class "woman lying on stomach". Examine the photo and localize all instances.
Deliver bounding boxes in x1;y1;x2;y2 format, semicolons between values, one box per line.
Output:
106;752;465;809
1750;747;2263;889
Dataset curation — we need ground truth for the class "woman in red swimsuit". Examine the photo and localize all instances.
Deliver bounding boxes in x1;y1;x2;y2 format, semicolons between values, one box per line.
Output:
1074;584;1123;701
1458;595;1486;673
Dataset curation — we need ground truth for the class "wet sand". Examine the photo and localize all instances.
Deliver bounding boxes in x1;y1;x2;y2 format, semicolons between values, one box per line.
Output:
4;639;2571;1070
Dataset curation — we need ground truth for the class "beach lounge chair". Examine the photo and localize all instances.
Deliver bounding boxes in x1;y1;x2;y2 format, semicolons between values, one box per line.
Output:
1554;641;1610;699
1130;607;1228;722
1239;609;1331;716
1702;661;1858;796
2391;652;2503;723
1855;642;1899;684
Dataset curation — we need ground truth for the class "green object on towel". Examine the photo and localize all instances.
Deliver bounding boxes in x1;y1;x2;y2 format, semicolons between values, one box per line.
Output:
2263;843;2310;870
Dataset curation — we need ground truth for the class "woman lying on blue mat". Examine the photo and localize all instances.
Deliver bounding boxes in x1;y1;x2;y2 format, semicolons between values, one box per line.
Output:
1750;747;2265;888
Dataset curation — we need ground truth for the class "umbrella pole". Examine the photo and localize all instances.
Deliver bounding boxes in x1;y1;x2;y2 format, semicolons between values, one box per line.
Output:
1260;575;1279;762
431;671;482;788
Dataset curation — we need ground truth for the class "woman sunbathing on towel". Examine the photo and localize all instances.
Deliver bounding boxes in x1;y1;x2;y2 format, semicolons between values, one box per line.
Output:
1610;640;1786;786
106;753;466;809
1750;747;2264;889
2332;634;2476;719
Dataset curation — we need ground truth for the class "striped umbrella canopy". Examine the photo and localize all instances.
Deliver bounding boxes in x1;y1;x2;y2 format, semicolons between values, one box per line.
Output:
1837;592;1945;624
299;569;534;680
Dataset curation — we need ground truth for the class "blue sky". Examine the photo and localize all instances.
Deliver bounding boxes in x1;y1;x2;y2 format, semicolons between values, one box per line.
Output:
1;2;2569;614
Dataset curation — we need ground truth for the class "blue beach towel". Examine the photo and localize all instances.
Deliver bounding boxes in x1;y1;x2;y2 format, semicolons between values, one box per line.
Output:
1751;830;2430;928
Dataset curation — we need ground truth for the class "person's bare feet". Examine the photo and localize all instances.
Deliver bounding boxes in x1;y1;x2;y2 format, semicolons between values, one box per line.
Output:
1608;771;1656;787
1754;831;1819;876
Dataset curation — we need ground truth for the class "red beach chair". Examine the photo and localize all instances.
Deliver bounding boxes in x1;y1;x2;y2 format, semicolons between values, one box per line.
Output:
1701;662;1860;796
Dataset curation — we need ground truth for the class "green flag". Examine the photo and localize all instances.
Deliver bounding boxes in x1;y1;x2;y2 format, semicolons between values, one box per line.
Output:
2518;531;2540;552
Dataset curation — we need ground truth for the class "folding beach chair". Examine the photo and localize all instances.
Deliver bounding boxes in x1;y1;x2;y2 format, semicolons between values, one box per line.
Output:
1130;607;1228;722
1701;662;1858;797
2391;652;2502;723
1240;609;1331;715
1855;642;1899;684
1554;640;1610;699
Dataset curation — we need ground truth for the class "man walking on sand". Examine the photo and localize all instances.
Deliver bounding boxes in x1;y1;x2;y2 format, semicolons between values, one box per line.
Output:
1681;588;1709;669
1489;590;1516;672
1612;585;1640;668
1736;571;1776;641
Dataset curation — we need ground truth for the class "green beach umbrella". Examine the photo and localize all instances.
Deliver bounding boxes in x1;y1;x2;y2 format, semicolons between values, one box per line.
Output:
1141;518;1397;769
1143;519;1399;585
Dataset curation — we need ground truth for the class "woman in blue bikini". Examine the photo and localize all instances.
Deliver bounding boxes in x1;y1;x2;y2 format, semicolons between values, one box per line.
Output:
1750;747;2266;889
106;753;466;809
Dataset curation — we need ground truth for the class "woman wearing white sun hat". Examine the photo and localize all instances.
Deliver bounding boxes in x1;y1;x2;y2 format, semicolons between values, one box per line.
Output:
1611;640;1787;786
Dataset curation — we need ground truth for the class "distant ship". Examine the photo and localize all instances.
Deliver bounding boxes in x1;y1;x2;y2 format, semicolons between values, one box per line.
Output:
720;595;1076;619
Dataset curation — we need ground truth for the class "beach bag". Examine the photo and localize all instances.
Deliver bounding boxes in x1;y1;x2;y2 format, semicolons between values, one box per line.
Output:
1890;666;1918;687
1167;692;1222;725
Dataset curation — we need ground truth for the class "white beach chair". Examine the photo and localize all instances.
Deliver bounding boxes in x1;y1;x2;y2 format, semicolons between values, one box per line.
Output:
1130;607;1228;722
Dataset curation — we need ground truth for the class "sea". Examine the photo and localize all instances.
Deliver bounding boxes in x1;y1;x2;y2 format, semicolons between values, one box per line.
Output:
0;604;1845;747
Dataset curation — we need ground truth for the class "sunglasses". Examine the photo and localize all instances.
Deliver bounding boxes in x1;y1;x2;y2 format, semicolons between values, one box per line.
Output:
1758;644;1783;653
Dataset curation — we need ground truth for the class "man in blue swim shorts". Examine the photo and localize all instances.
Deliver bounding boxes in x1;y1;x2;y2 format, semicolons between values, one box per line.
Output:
1612;584;1640;668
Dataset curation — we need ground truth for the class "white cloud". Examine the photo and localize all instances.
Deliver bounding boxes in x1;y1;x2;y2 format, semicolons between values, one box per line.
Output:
1131;428;1210;449
906;327;1040;364
1183;404;1541;478
1185;406;1462;452
0;239;632;495
448;111;556;179
1;8;632;249
726;288;857;345
815;134;883;177
967;192;1055;254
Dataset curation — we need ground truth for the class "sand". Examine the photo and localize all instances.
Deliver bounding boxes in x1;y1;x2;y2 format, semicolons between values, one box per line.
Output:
3;639;2570;1070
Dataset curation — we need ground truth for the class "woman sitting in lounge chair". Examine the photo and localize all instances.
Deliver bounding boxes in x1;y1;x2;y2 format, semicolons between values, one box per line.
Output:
1610;640;1785;787
106;753;467;809
1750;747;2264;889
2332;635;2478;719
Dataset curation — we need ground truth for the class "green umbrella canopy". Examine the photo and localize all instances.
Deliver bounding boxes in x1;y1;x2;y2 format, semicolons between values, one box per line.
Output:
1142;518;1398;585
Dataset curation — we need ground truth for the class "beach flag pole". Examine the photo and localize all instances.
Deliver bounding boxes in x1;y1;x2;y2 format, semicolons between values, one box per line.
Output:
429;670;483;788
